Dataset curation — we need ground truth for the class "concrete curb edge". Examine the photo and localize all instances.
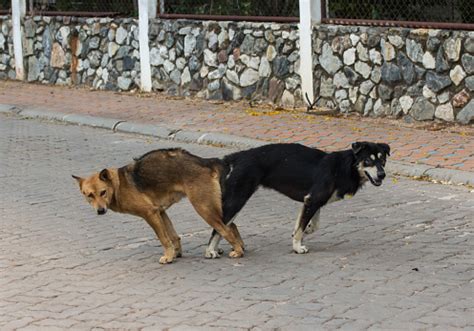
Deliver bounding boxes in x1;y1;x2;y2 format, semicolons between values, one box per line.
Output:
2;104;472;187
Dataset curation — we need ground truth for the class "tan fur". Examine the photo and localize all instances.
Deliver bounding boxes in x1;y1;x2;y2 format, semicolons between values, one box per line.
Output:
73;148;244;264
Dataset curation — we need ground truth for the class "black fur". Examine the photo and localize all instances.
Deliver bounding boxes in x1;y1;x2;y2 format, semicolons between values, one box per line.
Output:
209;142;390;248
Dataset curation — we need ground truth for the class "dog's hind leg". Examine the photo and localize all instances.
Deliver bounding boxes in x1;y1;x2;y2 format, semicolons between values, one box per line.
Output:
160;211;182;258
143;211;176;264
207;229;223;258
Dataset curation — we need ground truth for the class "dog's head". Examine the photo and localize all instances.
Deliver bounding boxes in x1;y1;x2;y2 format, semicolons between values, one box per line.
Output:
352;142;391;187
72;169;114;215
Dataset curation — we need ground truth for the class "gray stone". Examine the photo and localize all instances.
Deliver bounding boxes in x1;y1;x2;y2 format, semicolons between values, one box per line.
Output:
259;57;271;77
272;56;290;78
435;47;449;73
204;49;217;67
369;49;382;65
150;47;164;66
371;65;381;83
422;52;435;69
319;43;342;75
240;35;255;54
226;70;239;85
406;39;423;63
117;76;132;90
437;91;450;104
170;69;181;85
281;90;295;108
176;57;186;70
364;97;374;116
381;62;402;84
450;65;466;86
426;71;451;92
466;76;474;91
426;37;441;52
108;42;119;57
350;34;360;46
461;54;474;75
388;35;403;48
208;32;218;51
163;60;175;73
266;45;277;61
181;67;191;85
435;103;455;122
356;42;369;62
285;77;300;91
378;84;393;101
335;89;348;103
349;86;358;103
444;38;461;62
42;26;52;59
360;80;374;95
395;52;414;84
465;38;474;53
24;19;36;38
27;56;40;81
411;97;435;121
88;51;102;68
182;35;195;57
344;67;360;85
354;95;367;113
399;95;414;114
333;71;349;88
208;79;220;91
320;76;335;98
456;99;474;124
240;68;259;87
390;98;403;118
354;61;371;79
343;48;356;66
89;37;100;50
208;64;226;80
115;26;128;45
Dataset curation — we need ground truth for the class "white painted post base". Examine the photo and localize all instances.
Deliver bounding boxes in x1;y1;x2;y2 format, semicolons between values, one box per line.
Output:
138;0;156;92
12;0;26;80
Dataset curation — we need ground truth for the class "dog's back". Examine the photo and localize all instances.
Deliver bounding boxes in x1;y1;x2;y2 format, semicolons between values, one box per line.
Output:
131;148;223;192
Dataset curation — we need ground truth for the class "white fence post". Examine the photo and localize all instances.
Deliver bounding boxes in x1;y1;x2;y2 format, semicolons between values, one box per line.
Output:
299;0;321;106
12;0;26;80
138;0;154;92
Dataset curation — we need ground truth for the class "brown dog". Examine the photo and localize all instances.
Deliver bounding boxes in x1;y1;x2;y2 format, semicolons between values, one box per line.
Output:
73;148;244;264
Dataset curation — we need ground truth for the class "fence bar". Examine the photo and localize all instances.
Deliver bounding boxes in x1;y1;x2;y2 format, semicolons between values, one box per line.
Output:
322;18;474;31
157;13;299;23
12;0;25;80
299;0;319;107
138;0;152;92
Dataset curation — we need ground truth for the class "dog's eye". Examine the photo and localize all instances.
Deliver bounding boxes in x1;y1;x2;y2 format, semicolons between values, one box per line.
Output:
100;190;107;197
364;160;372;166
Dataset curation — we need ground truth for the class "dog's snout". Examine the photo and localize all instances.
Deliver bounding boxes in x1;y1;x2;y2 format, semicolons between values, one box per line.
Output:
97;207;106;215
377;171;386;180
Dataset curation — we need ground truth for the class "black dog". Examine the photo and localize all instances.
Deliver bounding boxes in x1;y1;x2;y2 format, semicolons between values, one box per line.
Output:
205;142;390;257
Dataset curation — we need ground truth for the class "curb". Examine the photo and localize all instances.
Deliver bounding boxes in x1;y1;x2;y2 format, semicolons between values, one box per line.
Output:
2;104;473;187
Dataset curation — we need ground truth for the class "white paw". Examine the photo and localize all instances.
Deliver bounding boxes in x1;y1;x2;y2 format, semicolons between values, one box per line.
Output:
205;249;221;259
293;245;309;254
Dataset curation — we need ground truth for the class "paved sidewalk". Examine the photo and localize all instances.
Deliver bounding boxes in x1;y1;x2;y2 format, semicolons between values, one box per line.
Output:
1;80;473;173
1;115;473;330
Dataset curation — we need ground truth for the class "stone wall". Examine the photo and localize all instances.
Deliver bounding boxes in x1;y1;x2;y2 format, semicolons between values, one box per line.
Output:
147;20;301;106
1;15;473;124
0;17;14;79
313;25;474;124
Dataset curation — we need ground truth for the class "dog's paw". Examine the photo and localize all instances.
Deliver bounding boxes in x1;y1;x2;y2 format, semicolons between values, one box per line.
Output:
159;255;174;264
205;249;221;259
293;245;309;254
229;250;244;258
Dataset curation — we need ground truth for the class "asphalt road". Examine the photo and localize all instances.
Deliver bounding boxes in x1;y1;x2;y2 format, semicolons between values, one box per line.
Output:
0;114;473;330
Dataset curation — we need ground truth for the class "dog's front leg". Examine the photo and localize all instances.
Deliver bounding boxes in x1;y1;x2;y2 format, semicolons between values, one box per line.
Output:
304;209;320;235
292;193;324;254
143;211;176;264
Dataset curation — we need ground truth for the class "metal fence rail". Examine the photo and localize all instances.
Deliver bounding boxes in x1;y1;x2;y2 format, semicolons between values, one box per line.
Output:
325;0;473;24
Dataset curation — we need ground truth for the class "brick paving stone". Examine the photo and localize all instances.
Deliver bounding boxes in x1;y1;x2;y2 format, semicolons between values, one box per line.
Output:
0;114;473;329
1;81;473;173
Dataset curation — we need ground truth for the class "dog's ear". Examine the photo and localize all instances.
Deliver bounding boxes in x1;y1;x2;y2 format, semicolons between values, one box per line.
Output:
72;175;84;187
379;143;391;156
99;169;110;182
351;142;365;154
